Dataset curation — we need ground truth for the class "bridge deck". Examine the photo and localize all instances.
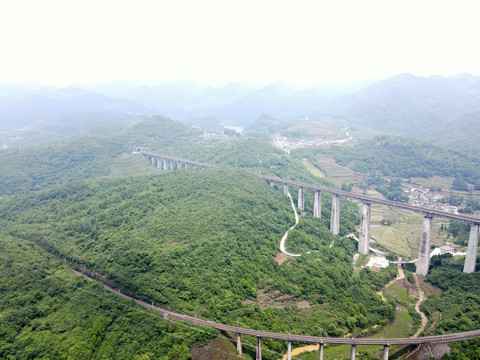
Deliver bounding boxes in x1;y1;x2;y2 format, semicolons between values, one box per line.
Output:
259;175;480;224
140;151;216;168
136;296;480;345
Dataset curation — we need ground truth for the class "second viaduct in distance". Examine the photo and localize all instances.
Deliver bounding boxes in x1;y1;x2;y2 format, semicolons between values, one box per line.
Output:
138;149;480;276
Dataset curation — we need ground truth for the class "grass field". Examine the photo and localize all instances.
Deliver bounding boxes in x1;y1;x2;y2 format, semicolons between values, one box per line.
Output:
295;279;418;360
295;305;415;359
302;159;325;179
359;189;454;259
313;154;366;187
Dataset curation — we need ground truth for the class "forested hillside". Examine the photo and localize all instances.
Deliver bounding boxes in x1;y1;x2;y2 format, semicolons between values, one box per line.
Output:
0;234;215;359
0;167;396;359
0;116;327;196
296;136;480;186
421;256;480;358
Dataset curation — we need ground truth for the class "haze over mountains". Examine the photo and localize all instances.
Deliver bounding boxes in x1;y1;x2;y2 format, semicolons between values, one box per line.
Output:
2;73;480;154
0;85;149;147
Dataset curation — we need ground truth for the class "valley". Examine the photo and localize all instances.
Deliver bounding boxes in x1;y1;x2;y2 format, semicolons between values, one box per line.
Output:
3;0;480;357
1;114;480;359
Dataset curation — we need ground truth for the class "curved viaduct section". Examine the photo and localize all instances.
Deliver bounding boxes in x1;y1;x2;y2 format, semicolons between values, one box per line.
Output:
138;151;480;359
87;268;480;360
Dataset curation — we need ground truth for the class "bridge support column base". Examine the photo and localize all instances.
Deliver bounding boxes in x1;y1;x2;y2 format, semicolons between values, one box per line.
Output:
314;190;322;218
318;343;324;360
416;215;433;276
236;333;242;356
350;344;356;360
287;341;291;360
464;224;480;273
359;202;371;255
330;194;340;235
382;345;389;360
256;337;262;360
298;187;304;210
284;184;288;196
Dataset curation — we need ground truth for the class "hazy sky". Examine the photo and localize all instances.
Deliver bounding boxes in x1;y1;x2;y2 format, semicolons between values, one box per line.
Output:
1;0;479;87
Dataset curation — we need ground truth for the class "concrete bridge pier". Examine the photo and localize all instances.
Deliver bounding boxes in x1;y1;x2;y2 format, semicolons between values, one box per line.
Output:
350;344;356;360
284;183;289;195
163;159;167;170
314;190;322;218
169;161;174;171
256;337;262;360
298;187;305;210
287;340;292;360
464;224;480;273
177;161;181;170
150;156;155;166
318;343;324;360
359;202;371;255
416;215;433;276
382;345;389;360
270;180;275;187
236;333;242;356
156;157;161;169
330;194;340;235
185;163;189;170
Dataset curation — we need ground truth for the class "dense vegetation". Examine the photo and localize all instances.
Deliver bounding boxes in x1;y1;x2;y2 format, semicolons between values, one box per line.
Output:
0;134;126;196
294;136;480;186
0;167;396;358
421;256;480;359
0;234;218;360
0;116;328;197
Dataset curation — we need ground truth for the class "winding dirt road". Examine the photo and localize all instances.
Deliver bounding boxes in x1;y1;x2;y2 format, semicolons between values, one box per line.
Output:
413;274;428;338
279;190;301;257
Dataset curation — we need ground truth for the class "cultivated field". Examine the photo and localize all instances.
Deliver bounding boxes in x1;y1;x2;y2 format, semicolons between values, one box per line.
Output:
313;154;367;188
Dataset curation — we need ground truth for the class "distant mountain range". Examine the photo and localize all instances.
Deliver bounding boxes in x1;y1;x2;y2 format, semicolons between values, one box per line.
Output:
86;81;345;127
2;73;480;153
0;86;149;147
324;73;480;143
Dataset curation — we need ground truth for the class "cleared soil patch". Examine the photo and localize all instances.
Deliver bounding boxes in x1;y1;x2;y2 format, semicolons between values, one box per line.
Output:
274;252;290;265
280;344;320;360
257;288;311;310
190;337;239;360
